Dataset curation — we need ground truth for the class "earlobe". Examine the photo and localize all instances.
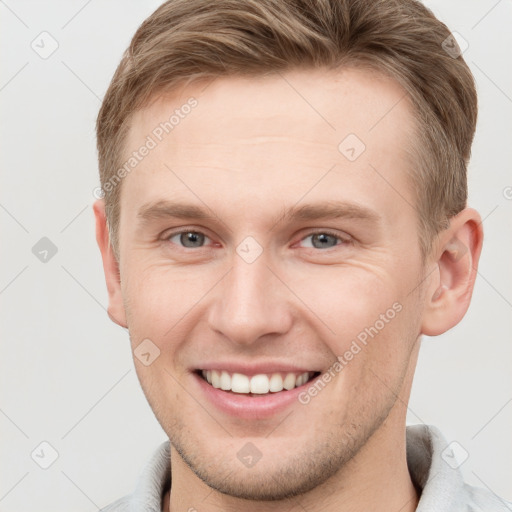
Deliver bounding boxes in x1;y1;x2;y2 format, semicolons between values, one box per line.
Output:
421;208;483;336
93;200;128;329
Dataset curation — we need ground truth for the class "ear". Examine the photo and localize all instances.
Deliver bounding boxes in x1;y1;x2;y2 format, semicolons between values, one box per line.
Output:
421;208;484;336
93;199;128;328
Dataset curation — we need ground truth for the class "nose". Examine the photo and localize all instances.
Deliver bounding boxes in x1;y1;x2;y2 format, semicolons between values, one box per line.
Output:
207;251;294;346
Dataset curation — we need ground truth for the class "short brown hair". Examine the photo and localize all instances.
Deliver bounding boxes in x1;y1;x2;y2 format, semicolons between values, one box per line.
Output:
96;0;477;259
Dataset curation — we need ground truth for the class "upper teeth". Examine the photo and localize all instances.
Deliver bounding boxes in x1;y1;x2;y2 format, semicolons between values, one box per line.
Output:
201;370;313;394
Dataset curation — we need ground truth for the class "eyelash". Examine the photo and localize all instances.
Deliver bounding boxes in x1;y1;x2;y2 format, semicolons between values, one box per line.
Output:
161;228;350;250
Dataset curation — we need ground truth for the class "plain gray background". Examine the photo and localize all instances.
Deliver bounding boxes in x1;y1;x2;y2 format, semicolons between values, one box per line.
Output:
1;0;511;510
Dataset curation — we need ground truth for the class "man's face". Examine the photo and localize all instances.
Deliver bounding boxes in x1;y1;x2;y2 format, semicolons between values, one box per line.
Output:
116;67;427;499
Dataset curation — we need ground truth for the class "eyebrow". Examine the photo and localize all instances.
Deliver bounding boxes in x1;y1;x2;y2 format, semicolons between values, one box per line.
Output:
137;200;216;223
136;199;381;227
280;200;381;224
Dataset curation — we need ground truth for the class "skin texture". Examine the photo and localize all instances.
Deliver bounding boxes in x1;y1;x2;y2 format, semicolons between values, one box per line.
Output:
94;67;483;512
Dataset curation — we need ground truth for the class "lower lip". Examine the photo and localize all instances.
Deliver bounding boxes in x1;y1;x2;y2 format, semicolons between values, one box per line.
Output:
193;372;318;420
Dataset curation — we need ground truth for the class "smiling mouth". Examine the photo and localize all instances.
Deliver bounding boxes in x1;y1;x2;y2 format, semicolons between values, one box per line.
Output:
197;370;320;395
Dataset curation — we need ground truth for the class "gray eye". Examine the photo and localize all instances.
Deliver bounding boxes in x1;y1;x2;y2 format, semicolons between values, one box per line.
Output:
307;233;339;249
174;231;206;248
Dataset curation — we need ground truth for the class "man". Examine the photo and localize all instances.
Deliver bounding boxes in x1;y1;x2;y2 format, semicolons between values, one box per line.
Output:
93;0;508;510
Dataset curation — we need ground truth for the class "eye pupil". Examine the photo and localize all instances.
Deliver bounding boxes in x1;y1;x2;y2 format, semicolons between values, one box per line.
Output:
312;233;338;249
180;232;205;248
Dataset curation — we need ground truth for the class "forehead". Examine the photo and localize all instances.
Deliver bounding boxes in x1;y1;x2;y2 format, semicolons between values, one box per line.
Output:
121;66;416;226
127;66;413;149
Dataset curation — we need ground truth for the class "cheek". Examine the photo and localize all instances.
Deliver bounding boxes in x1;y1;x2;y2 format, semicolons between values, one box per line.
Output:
289;265;401;336
288;264;418;377
122;262;217;340
329;297;420;408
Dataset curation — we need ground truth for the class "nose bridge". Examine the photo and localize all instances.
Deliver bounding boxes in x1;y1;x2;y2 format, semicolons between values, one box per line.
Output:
207;250;292;344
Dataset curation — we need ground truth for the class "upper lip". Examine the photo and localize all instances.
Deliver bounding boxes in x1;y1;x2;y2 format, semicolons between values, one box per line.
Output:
193;361;323;376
